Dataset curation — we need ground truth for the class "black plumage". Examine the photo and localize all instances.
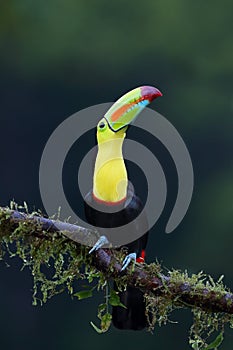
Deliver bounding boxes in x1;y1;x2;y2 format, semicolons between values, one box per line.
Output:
84;187;149;330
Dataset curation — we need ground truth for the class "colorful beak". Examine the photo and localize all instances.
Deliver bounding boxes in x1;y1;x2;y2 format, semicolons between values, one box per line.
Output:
104;86;162;132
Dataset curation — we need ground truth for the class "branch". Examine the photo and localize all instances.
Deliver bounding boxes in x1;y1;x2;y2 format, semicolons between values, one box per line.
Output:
93;249;233;315
0;205;233;348
0;206;232;314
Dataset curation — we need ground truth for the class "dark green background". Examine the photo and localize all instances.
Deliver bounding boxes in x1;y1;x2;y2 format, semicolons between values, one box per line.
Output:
0;1;233;349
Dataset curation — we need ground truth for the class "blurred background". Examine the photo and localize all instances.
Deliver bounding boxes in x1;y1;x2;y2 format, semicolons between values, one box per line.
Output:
0;1;233;349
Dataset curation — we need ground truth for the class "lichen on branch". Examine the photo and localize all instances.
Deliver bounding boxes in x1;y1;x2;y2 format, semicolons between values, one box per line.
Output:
0;204;233;349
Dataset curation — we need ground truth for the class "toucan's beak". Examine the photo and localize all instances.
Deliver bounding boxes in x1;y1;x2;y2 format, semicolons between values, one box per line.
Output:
104;86;162;132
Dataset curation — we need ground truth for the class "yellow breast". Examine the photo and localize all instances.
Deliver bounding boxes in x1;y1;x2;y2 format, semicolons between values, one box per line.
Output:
93;158;128;202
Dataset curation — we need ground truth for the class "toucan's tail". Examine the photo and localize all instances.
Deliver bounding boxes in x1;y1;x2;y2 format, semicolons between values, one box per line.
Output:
112;285;147;330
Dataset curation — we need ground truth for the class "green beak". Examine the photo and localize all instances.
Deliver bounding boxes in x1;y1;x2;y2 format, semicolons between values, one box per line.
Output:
104;86;162;132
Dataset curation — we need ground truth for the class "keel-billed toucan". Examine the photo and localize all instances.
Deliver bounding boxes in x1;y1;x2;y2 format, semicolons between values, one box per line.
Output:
84;86;162;330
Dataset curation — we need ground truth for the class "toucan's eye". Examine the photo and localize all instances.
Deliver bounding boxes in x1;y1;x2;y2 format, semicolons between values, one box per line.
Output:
98;121;107;131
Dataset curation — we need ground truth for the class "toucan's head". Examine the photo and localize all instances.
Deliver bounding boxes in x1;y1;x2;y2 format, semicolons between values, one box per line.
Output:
97;86;162;144
94;86;162;202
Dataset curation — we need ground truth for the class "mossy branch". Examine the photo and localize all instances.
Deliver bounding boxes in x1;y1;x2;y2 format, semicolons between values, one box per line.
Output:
0;204;232;349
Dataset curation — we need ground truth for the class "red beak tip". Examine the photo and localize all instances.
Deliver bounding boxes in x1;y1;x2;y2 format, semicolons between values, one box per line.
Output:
141;85;163;100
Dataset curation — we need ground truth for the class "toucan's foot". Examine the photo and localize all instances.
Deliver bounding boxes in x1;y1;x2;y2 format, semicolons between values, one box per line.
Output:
89;235;109;254
121;252;137;271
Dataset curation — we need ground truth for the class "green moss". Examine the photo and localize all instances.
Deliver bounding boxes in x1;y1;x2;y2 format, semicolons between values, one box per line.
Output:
0;205;104;303
0;204;233;348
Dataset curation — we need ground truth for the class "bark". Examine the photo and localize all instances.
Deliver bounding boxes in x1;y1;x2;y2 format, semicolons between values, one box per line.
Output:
1;207;233;315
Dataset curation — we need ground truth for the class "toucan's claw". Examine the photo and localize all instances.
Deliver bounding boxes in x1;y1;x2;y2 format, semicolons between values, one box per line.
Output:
89;235;109;254
121;252;137;271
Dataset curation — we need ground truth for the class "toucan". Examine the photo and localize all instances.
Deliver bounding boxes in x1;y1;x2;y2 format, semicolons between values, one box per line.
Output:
84;86;162;330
